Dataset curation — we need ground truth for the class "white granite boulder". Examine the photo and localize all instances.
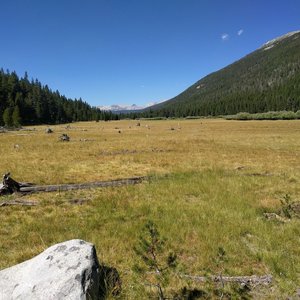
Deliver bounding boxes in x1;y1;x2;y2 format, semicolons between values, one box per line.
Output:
0;239;102;299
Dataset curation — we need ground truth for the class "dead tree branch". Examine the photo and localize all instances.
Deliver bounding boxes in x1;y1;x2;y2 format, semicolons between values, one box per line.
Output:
179;274;272;286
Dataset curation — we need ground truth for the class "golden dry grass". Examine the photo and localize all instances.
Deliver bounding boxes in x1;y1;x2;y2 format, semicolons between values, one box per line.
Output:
2;119;300;182
0;119;299;298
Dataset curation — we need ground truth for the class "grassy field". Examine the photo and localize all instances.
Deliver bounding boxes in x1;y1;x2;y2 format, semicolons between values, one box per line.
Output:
0;119;299;299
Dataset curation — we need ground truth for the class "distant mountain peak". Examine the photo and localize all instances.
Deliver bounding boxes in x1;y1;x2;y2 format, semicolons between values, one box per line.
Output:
98;104;145;112
98;101;162;113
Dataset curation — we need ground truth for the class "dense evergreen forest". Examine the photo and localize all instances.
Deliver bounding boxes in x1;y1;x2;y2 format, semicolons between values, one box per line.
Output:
131;31;300;118
0;69;118;126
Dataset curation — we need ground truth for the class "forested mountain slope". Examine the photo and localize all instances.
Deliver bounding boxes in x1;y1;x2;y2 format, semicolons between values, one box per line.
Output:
144;31;300;117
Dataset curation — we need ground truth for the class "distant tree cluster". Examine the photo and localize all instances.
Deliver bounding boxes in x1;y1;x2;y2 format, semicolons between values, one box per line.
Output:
0;69;118;126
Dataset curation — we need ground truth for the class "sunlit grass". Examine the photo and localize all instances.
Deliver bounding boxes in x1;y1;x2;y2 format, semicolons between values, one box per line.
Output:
0;119;299;298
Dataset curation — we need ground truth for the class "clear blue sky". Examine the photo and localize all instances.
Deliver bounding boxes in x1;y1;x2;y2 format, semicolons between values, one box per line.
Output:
0;0;299;107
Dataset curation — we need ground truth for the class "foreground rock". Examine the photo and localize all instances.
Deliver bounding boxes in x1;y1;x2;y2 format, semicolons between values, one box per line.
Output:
0;239;114;299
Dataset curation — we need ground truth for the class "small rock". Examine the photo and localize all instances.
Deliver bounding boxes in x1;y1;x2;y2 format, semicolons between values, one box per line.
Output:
60;134;70;142
45;128;53;134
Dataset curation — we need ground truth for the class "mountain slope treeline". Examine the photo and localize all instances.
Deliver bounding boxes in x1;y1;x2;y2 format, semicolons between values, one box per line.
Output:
138;31;300;118
0;69;118;126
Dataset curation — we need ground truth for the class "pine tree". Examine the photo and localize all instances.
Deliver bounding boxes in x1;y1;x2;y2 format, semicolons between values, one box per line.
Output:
12;105;21;127
3;107;13;127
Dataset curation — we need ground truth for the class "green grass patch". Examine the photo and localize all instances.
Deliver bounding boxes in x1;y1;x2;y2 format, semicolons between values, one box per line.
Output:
1;170;299;298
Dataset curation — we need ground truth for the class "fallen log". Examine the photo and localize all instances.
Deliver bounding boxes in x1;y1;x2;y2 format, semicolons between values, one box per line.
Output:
179;274;272;286
0;199;37;207
0;173;146;196
0;173;35;196
19;177;145;193
3;173;21;193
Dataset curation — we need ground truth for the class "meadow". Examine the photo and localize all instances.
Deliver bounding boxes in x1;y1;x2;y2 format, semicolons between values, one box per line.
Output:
0;119;299;299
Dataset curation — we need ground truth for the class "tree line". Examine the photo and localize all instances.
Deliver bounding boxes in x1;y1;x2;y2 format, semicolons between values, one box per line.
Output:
0;69;118;127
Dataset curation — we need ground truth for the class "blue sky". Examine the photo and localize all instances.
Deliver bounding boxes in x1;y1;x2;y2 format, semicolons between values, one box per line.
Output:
0;0;299;107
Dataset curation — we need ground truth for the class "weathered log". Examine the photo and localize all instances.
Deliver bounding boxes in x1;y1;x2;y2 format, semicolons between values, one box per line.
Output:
0;173;146;196
0;173;34;196
3;173;20;193
0;184;10;196
179;274;272;286
19;177;145;194
0;199;37;207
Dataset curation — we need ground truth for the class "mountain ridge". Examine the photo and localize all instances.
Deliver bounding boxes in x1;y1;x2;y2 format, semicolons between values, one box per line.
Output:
261;30;300;48
142;30;300;117
98;104;145;113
